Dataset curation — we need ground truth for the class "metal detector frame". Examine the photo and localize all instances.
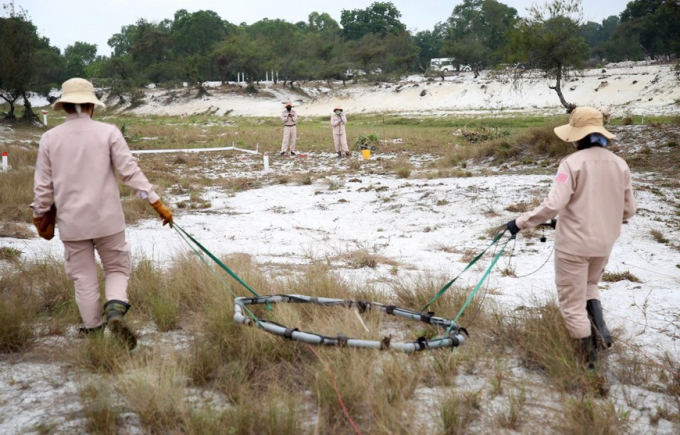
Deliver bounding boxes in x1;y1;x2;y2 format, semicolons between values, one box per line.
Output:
233;294;466;352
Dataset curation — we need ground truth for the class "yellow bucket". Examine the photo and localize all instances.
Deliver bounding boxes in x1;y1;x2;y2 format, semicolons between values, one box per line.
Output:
361;149;371;160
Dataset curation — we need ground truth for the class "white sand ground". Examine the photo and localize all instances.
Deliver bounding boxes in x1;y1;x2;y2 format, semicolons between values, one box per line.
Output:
134;62;680;118
21;62;680;118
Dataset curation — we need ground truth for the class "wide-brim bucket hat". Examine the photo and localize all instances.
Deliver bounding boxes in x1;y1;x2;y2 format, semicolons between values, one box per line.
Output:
282;101;294;107
554;106;615;142
333;106;343;111
53;78;105;111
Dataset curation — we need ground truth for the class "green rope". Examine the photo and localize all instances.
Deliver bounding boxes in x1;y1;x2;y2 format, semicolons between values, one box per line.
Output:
450;234;514;326
173;223;271;311
431;233;514;345
173;225;266;325
420;229;508;313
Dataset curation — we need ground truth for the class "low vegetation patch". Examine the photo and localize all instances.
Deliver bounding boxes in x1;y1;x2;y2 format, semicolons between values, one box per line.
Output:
602;270;641;283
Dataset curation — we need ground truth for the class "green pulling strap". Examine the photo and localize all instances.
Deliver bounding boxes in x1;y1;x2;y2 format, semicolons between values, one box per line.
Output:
420;229;508;313
173;223;271;310
450;233;514;326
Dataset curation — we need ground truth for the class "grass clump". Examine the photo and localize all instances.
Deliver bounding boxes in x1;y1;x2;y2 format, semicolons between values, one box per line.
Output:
0;246;22;261
601;270;641;283
79;381;121;435
74;334;130;374
502;301;607;395
650;229;669;244
555;398;629;435
440;390;482;435
0;293;37;352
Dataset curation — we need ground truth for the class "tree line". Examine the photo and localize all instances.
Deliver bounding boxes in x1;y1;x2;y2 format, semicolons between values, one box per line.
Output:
1;0;679;120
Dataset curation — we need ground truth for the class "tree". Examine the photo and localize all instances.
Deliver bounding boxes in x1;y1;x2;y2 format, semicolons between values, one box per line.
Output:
442;36;488;77
615;0;680;59
0;4;44;121
171;9;231;57
413;24;446;70
441;0;518;68
214;32;273;91
509;0;589;112
65;41;97;77
340;2;406;41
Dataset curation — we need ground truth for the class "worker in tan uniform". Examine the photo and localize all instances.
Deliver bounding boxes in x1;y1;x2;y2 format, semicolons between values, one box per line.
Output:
331;106;350;158
31;78;174;349
280;102;297;156
506;107;636;367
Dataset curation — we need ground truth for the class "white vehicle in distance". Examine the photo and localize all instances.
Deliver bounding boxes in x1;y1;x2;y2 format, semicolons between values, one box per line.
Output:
430;58;472;72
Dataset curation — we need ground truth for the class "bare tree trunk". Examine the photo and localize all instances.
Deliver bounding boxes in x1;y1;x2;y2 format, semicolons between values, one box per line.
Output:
1;93;19;121
20;93;40;124
549;63;576;113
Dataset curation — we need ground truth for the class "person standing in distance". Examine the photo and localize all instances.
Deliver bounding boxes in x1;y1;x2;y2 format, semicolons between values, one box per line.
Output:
280;101;297;156
506;106;636;368
331;106;350;158
31;78;174;349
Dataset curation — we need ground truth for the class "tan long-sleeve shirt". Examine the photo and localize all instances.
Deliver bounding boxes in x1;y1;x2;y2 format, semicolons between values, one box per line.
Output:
32;113;159;241
281;109;297;126
516;146;636;257
331;113;347;135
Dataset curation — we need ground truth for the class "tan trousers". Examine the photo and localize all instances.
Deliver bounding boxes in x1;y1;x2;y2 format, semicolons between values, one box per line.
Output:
280;125;297;153
62;231;131;328
554;249;609;338
333;134;349;153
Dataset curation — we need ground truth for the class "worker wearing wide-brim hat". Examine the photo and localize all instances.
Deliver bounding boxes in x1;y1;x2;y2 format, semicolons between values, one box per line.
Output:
331;106;350;158
280;101;297;156
505;106;637;367
31;78;174;349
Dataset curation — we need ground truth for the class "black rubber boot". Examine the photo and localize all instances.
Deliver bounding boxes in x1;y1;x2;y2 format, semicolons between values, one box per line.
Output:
579;336;598;370
78;324;105;338
337;151;342;158
586;299;612;349
104;300;137;350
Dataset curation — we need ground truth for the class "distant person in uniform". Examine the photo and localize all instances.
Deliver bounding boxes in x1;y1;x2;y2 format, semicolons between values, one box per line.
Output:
32;78;174;349
506;106;636;368
598;106;611;124
331;106;350;158
280;102;297;156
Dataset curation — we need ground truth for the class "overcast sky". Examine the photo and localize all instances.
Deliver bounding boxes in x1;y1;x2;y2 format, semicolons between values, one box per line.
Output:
12;0;631;56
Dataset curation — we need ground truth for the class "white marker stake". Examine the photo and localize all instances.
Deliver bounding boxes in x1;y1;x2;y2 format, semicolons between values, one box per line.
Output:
42;110;48;125
263;152;270;172
1;151;7;173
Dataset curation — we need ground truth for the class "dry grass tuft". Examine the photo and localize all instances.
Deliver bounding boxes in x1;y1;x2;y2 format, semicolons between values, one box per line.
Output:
78;380;121;435
0;246;23;261
602;270;641;283
73;334;131;374
440;390;482;435
116;351;192;432
0;293;37;352
505;197;542;213
0;222;35;239
501;301;607;395
555;398;629;435
650;229;669;244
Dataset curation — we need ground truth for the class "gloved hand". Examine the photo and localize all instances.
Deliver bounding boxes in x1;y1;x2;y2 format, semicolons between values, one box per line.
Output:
33;217;55;240
549;218;557;229
506;219;520;236
33;204;57;240
151;199;173;228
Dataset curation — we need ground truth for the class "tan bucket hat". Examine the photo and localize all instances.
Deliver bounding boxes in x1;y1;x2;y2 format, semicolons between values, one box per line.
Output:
53;78;105;111
282;101;294;107
333;106;343;111
554;106;615;142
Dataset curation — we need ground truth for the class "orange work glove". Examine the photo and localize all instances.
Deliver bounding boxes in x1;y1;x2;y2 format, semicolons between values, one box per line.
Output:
33;203;57;240
151;199;173;227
